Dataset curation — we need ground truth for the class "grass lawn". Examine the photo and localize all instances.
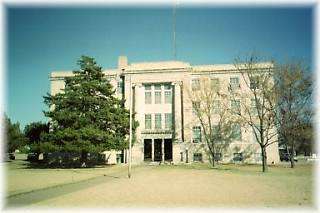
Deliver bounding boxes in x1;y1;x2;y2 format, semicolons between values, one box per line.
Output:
5;155;315;208
5;154;128;197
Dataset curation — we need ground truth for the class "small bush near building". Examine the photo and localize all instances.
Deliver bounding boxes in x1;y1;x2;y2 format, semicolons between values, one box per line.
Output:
39;152;106;168
233;153;243;162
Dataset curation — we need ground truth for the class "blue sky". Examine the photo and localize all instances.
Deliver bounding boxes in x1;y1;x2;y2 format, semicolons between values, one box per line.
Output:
6;6;313;129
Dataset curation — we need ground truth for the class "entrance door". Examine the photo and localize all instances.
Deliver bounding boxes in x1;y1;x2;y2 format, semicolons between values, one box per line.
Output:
144;139;152;161
164;139;172;161
154;139;162;161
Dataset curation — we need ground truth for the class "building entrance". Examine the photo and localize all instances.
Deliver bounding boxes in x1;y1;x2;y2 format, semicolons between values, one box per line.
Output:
144;139;152;161
154;139;162;161
164;139;172;161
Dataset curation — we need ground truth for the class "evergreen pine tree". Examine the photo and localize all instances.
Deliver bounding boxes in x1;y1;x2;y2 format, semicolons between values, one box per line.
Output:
42;56;136;165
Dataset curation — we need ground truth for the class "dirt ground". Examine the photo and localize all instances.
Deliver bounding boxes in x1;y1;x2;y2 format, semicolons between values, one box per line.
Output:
5;154;127;197
6;157;314;209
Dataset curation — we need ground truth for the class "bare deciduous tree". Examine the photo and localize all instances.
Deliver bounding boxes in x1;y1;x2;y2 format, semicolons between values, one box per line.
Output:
233;55;278;172
187;77;236;167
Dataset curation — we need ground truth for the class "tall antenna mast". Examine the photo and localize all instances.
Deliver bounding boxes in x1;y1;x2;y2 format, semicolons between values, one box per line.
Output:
172;1;177;60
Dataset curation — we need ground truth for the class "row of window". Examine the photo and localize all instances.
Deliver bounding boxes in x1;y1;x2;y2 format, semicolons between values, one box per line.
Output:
192;99;258;116
191;76;259;91
116;77;259;95
192;77;240;91
192;124;241;143
145;113;172;130
192;153;261;162
145;84;172;104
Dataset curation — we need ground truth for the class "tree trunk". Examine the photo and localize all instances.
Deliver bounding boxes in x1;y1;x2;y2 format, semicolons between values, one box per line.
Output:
211;144;216;167
261;147;268;172
211;153;215;167
80;150;88;167
290;145;295;168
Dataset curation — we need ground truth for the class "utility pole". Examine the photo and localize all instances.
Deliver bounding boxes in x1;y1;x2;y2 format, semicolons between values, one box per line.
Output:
128;75;133;178
173;0;177;60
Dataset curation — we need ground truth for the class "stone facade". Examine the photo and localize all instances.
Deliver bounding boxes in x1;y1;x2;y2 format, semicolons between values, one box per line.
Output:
50;56;280;165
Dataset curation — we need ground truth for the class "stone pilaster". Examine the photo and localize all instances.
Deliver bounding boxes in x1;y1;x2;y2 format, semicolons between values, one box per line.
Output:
173;81;183;143
133;83;143;142
151;139;154;161
132;83;144;163
162;139;165;162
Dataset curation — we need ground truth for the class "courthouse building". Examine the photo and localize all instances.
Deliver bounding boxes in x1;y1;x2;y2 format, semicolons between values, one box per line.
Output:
50;56;280;165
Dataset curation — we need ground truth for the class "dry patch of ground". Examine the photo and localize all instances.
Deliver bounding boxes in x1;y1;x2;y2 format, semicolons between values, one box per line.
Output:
7;162;312;208
5;155;128;197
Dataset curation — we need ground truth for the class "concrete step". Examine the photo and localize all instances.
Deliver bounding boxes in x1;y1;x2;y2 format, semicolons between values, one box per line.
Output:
147;161;175;166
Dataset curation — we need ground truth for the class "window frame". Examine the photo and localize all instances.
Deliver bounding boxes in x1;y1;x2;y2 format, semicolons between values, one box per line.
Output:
155;113;162;129
154;84;162;91
214;153;222;161
192;126;201;143
231;99;241;115
233;153;243;162
192;78;200;91
144;84;152;90
210;78;220;90
193;153;203;162
251;98;258;115
250;77;259;89
232;123;242;140
155;91;162;104
212;100;220;114
144;114;152;129
145;91;152;104
164;84;171;90
192;101;200;116
230;77;240;90
165;113;172;129
164;91;172;104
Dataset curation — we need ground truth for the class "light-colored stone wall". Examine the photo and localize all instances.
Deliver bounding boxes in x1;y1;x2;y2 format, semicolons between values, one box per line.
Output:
50;56;280;165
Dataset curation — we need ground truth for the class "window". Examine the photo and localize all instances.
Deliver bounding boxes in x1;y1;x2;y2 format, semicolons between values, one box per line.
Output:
193;153;203;162
165;113;172;129
145;84;151;90
231;100;241;115
164;84;171;90
164;91;172;104
155;114;162;129
214;153;222;161
155;91;162;104
192;126;201;143
117;81;123;93
212;125;222;144
192;79;200;91
212;100;220;114
233;153;243;162
145;92;152;104
192;101;200;116
230;77;240;90
154;84;162;104
145;114;152;129
154;84;161;90
250;77;259;89
211;78;220;90
232;123;242;140
251;98;258;115
252;123;260;143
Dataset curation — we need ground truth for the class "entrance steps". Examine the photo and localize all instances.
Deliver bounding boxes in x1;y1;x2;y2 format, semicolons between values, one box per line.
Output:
148;162;161;166
146;161;174;166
